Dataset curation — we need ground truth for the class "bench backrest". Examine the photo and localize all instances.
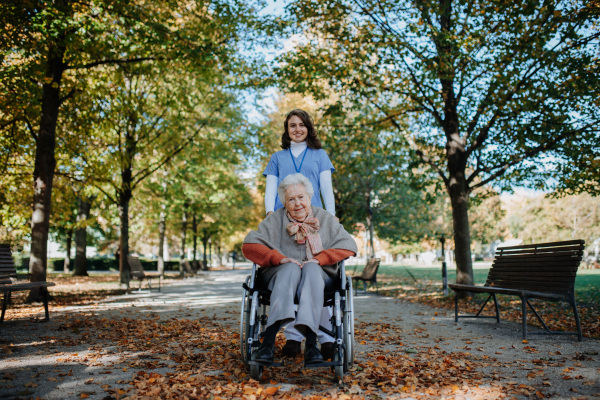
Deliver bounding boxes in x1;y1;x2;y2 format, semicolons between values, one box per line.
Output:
127;256;146;279
486;240;585;294
360;258;381;280
0;244;17;278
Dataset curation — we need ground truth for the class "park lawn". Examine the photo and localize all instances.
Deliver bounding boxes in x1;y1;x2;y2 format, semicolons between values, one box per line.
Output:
371;264;600;339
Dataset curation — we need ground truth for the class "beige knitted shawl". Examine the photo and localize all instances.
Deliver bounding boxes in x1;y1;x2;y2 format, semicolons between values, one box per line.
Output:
244;206;357;264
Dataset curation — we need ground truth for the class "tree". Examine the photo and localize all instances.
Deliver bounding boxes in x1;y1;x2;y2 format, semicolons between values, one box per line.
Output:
278;0;600;285
72;61;247;284
505;192;600;245
1;0;265;293
319;102;443;254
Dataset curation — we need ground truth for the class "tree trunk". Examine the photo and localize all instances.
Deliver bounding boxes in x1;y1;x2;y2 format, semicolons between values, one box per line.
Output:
448;175;474;285
73;196;91;276
180;206;187;259
445;114;474;286
436;0;474;286
64;230;73;273
27;28;67;302
118;193;131;286
366;193;375;258
202;235;209;270
157;208;166;276
118;111;137;286
192;213;198;261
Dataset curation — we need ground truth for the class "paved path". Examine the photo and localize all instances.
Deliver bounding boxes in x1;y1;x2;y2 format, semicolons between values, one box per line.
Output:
1;268;598;399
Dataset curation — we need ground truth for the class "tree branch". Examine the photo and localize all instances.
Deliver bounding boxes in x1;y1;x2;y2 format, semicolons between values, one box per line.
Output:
64;57;162;70
468;121;600;189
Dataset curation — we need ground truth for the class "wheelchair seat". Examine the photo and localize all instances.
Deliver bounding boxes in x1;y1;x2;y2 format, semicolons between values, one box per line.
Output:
248;264;340;306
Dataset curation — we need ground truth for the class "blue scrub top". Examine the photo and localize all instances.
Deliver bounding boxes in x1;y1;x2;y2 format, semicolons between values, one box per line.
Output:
263;148;335;211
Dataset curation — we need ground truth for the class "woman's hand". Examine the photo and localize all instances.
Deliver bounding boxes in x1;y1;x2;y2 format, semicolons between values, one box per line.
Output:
301;258;319;267
280;257;301;266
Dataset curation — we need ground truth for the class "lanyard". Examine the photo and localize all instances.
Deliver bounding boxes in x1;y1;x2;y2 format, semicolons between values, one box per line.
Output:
289;147;308;173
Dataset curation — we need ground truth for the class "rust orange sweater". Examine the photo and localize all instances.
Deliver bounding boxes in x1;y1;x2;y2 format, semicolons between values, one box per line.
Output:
242;243;355;267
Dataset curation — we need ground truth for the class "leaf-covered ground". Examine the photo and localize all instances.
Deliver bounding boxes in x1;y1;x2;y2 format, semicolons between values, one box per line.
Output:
1;270;599;399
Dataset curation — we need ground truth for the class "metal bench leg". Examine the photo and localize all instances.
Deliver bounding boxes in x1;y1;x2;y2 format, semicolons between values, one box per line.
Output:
454;294;459;322
474;294;494;318
492;293;500;323
521;295;528;340
1;292;8;323
42;287;50;321
571;295;583;342
526;299;551;332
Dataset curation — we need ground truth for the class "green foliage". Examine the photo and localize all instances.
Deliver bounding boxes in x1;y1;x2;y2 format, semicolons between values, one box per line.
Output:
279;0;600;191
469;193;507;245
0;0;273;265
505;192;600;245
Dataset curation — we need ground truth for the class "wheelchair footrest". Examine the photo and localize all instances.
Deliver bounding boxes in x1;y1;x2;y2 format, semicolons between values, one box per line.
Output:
305;360;342;368
248;360;284;367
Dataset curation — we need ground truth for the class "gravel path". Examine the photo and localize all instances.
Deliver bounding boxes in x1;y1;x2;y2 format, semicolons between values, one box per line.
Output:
1;267;598;399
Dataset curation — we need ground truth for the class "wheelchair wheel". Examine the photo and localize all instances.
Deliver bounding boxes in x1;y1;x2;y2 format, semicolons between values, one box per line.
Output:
333;347;344;381
240;275;252;364
250;364;264;380
344;276;355;370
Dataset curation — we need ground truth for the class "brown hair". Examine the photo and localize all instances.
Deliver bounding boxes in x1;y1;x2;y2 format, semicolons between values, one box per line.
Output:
281;109;322;150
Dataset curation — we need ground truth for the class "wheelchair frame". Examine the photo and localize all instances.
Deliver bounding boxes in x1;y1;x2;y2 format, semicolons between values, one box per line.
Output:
240;261;355;382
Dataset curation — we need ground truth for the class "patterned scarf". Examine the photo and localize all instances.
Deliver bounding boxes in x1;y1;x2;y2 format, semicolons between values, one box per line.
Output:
286;210;324;259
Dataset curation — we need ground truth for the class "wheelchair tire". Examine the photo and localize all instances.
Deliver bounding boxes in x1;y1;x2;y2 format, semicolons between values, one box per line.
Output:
240;276;252;364
250;364;263;380
344;276;355;369
333;348;344;382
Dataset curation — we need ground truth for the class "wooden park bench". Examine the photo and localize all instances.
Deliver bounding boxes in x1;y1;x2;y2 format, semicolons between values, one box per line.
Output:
450;240;585;341
127;256;161;291
180;260;197;277
0;244;56;322
352;258;381;295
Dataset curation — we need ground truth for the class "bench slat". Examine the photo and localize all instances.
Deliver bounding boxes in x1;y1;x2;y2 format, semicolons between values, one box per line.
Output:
0;282;56;292
496;239;585;251
487;268;578;277
497;253;582;261
498;245;584;254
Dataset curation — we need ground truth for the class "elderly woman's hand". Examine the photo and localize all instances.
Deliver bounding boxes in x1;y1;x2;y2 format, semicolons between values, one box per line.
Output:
301;258;319;267
280;257;301;266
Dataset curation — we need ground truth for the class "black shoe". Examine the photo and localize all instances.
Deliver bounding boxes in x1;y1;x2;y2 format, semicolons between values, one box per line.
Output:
281;340;301;357
304;343;324;364
320;342;334;360
252;342;275;363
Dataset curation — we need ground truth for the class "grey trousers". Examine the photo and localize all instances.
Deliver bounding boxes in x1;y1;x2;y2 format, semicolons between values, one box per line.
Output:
260;262;328;335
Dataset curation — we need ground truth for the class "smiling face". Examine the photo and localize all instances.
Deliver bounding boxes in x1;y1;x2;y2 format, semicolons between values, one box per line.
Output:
287;115;308;144
284;184;312;221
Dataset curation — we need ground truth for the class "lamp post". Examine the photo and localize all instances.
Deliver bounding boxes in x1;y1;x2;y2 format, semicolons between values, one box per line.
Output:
440;235;448;296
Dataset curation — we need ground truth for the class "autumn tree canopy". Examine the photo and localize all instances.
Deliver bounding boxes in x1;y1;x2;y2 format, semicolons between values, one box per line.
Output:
277;0;600;285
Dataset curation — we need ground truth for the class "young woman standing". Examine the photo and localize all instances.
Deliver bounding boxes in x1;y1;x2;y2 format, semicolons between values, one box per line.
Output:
263;109;336;359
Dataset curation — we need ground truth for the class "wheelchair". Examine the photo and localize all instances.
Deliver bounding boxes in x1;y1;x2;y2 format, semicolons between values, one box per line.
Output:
240;261;355;382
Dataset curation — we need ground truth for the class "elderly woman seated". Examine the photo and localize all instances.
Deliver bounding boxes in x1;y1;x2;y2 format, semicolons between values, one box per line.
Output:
242;173;357;364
